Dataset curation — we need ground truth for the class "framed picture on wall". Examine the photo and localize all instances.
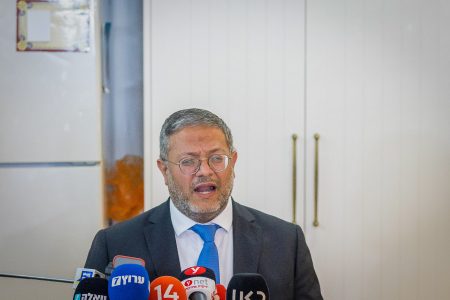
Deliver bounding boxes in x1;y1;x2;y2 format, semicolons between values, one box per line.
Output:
16;0;91;52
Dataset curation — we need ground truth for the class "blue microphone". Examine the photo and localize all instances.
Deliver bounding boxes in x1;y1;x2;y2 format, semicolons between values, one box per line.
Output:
108;264;150;300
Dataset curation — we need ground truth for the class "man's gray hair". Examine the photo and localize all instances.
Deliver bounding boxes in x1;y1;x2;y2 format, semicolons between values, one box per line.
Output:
159;108;234;160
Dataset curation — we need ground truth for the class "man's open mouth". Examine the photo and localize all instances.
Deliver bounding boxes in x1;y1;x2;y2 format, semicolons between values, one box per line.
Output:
194;183;217;193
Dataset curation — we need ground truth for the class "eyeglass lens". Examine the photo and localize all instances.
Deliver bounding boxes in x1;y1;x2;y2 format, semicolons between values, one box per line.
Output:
179;154;229;174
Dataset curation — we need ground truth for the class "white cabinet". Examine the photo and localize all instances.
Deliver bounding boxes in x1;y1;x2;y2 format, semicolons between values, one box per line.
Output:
144;0;450;299
0;166;103;298
144;0;306;223
305;0;450;299
0;8;101;163
0;0;103;298
0;166;102;277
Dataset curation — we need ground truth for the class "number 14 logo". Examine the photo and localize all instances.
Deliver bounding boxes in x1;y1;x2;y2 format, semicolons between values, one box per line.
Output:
153;284;179;300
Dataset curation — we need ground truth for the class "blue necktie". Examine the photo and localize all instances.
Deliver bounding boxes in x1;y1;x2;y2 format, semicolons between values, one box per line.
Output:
191;224;220;283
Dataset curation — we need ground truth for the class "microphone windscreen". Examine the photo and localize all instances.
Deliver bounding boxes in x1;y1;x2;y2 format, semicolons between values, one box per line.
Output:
113;255;146;268
215;284;226;300
108;264;150;300
73;277;109;300
179;266;216;282
226;273;270;300
179;266;216;300
149;276;187;300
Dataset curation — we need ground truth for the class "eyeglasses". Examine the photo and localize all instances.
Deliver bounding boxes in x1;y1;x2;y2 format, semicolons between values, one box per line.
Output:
163;154;232;175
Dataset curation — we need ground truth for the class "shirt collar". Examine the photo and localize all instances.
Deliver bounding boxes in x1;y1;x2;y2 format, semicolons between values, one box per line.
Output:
170;198;233;236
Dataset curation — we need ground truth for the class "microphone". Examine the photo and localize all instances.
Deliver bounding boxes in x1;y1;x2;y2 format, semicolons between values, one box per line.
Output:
105;262;114;279
214;284;226;300
73;277;109;300
108;264;150;300
113;255;146;268
149;275;187;300
73;267;106;289
226;273;269;300
179;266;216;300
104;255;145;280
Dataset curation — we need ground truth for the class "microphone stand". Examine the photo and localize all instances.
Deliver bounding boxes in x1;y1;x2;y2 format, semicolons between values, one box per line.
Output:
0;272;72;284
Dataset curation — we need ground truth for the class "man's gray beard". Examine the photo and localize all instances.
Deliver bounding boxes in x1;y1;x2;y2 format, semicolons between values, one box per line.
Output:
167;172;233;223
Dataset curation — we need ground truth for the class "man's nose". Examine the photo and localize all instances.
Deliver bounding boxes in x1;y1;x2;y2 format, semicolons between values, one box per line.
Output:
195;159;214;176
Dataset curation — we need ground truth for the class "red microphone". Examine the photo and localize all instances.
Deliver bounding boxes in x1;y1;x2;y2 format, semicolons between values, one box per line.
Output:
149;276;187;300
213;284;226;300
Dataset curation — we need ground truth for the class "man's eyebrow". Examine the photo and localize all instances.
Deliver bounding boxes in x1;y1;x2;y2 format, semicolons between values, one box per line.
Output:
178;152;200;157
179;148;227;157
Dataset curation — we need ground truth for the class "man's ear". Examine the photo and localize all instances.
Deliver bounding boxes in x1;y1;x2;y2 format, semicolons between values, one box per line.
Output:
157;159;169;185
230;150;238;178
231;150;238;166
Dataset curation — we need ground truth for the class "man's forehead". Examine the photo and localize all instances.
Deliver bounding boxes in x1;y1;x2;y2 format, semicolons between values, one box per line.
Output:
170;125;226;140
167;126;229;154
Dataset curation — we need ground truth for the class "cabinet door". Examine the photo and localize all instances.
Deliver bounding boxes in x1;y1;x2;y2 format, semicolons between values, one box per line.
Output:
306;0;450;299
145;0;306;222
0;0;100;163
0;166;103;298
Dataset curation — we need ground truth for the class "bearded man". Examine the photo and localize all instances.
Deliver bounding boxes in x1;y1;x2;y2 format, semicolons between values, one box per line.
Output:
85;108;323;299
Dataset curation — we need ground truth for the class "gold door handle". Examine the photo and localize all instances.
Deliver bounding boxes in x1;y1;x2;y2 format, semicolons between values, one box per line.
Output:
313;133;320;227
292;134;298;224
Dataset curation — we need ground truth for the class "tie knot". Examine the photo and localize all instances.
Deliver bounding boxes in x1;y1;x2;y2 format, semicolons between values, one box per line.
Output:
191;224;220;242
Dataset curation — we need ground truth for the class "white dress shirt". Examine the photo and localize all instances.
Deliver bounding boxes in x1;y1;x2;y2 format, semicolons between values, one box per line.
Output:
169;198;234;287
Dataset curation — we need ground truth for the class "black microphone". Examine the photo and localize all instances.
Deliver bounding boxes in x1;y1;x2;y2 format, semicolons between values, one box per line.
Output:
73;267;106;289
190;291;208;300
226;273;269;300
179;266;216;300
73;277;109;300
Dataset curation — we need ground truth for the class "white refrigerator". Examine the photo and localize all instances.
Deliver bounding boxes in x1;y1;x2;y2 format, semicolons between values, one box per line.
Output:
0;0;103;298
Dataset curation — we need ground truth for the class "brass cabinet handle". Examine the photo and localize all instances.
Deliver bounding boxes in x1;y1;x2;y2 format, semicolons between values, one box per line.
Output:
313;133;320;227
292;134;298;224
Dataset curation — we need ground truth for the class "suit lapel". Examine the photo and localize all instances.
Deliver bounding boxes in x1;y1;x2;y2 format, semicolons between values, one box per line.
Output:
232;200;263;274
143;200;181;278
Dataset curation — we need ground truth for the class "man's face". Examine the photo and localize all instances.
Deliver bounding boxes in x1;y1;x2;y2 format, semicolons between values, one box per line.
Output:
157;126;237;223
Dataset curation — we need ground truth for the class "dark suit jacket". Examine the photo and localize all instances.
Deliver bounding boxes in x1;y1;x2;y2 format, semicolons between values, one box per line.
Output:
85;200;323;300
